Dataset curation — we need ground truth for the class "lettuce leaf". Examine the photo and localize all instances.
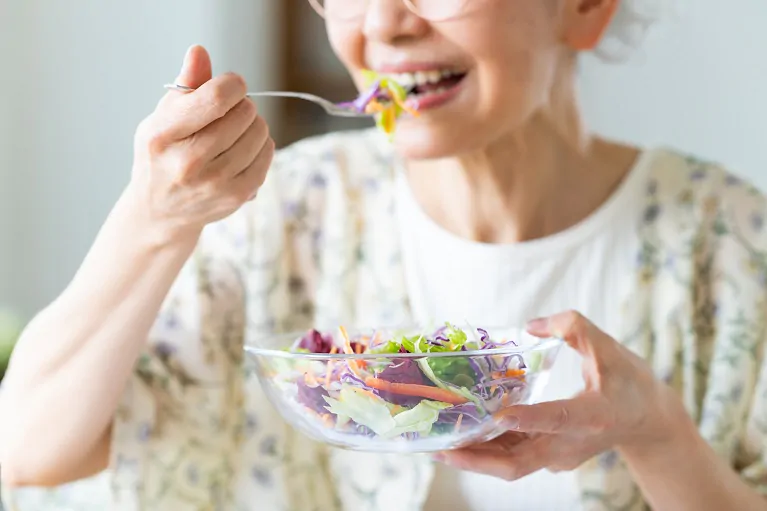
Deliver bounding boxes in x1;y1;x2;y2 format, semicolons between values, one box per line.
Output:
323;386;395;436
323;386;451;438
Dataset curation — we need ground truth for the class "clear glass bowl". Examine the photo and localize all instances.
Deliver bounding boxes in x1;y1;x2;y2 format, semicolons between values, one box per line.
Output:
245;326;562;453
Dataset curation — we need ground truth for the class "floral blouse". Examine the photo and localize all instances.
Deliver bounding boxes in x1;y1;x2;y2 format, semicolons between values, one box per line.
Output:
5;129;767;511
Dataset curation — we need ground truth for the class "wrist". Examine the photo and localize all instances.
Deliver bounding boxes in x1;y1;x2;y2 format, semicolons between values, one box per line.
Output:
618;402;700;464
117;183;202;252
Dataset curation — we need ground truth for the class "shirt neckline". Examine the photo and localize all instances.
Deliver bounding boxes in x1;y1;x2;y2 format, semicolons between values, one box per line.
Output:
394;148;657;261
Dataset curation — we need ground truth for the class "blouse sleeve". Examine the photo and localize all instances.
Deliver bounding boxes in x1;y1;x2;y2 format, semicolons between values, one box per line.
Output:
702;172;767;495
108;228;249;510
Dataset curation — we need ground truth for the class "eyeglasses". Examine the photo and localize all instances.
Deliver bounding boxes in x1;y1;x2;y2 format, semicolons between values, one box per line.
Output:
308;0;473;22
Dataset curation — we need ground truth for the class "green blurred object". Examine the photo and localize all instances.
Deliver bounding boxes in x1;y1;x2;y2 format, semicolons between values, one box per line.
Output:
0;308;23;383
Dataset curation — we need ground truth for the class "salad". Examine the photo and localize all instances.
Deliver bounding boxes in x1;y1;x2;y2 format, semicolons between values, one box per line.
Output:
336;70;420;136
273;324;543;444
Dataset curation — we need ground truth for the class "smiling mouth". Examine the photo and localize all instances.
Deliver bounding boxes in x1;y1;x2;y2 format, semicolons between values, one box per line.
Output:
383;69;468;99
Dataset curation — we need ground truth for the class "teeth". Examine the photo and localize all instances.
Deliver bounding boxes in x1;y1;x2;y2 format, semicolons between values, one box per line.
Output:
425;70;442;84
386;69;462;89
391;73;415;88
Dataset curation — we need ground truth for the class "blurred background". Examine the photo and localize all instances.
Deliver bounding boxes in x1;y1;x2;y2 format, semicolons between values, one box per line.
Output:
0;0;766;378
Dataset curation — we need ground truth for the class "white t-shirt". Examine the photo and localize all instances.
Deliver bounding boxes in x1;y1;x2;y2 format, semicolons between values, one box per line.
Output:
395;150;655;511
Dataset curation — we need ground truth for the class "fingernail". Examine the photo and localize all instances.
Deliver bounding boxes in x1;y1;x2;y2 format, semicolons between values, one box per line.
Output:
502;416;520;430
526;317;548;333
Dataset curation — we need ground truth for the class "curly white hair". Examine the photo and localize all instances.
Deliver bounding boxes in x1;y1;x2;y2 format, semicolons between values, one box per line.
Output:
595;0;665;61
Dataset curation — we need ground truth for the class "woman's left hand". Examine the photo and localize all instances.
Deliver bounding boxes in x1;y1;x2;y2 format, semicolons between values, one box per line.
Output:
435;311;695;481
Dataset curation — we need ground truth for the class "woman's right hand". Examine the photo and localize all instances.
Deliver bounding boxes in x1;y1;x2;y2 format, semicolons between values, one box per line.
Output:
0;45;274;488
127;44;274;243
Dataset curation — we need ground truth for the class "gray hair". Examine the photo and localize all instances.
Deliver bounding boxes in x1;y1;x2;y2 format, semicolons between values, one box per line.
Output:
594;0;666;62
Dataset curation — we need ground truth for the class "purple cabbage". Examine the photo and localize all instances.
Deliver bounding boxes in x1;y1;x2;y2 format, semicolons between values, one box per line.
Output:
297;329;335;353
373;358;429;406
477;328;489;342
296;380;330;414
377;358;426;385
336;81;382;113
437;403;484;425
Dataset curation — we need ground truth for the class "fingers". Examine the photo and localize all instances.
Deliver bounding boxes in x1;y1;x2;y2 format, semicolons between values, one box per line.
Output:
230;137;275;201
497;393;615;435
189;98;259;163
161;73;249;142
437;434;551;481
437;432;602;480
208;113;270;178
526;310;614;360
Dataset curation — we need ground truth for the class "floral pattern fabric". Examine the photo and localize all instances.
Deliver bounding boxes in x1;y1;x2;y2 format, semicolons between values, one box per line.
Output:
4;129;767;511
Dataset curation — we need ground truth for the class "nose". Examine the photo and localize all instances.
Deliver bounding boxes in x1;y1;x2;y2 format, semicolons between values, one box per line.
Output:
362;0;429;44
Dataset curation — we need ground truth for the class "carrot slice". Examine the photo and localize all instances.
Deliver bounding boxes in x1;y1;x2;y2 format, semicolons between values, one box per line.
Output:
339;326;363;376
364;377;468;405
454;413;464;433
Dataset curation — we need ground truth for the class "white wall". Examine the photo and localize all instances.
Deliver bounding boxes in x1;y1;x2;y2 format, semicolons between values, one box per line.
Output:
0;1;280;316
579;0;767;190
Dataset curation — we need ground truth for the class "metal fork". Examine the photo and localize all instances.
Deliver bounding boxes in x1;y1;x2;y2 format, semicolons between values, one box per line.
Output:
163;83;374;118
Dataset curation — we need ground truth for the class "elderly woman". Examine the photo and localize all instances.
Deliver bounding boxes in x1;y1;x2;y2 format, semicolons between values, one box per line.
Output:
2;0;767;510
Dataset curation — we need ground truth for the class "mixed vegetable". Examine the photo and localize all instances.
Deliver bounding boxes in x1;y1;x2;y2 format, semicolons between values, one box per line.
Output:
277;324;540;441
336;70;420;136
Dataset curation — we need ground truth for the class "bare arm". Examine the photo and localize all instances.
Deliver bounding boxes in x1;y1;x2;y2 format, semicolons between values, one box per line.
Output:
620;421;767;511
0;192;198;486
0;45;274;487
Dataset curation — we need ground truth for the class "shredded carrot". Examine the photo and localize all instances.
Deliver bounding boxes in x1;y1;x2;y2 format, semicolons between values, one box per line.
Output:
505;369;525;379
454;413;464;433
321;413;335;428
355;343;362;354
392;95;420;117
364;377;468;405
365;101;386;113
490;385;498;394
339;326;363;376
330;346;339;355
339;326;354;354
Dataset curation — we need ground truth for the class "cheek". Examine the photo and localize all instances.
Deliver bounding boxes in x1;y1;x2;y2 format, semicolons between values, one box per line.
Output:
327;24;364;80
461;19;560;118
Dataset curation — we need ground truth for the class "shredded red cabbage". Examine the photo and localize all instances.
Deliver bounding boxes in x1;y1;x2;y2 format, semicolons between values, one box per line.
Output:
297;329;335;353
437;403;483;424
296;380;330;414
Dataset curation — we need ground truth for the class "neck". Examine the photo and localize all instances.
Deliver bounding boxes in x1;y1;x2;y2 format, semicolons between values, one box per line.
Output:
404;78;638;244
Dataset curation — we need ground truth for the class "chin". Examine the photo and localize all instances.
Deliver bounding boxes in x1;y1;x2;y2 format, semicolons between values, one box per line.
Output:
391;121;491;160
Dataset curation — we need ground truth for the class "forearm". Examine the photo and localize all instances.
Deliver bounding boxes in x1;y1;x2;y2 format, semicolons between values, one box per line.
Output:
620;420;767;511
0;186;199;485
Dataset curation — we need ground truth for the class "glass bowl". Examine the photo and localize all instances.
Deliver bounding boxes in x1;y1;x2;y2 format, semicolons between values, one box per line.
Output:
244;325;562;453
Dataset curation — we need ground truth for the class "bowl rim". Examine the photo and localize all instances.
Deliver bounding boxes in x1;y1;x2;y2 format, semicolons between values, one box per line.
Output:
243;325;563;360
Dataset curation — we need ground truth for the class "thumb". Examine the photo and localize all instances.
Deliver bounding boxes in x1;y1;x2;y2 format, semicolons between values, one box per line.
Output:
174;44;212;89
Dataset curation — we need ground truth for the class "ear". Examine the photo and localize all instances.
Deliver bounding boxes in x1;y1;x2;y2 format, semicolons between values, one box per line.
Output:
562;0;620;51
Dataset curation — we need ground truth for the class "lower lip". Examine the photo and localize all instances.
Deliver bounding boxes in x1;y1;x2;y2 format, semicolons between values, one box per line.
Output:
407;74;467;112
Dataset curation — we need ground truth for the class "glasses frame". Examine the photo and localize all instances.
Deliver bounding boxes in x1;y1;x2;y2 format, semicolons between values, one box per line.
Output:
308;0;471;22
